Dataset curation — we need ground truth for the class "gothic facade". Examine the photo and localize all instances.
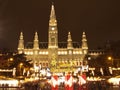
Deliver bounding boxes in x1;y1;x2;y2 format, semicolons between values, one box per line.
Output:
17;4;88;68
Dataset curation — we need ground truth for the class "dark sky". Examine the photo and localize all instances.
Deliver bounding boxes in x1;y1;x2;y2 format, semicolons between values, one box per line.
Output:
0;0;120;50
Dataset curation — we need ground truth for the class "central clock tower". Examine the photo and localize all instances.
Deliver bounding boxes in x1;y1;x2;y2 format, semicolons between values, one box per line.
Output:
48;4;58;49
48;4;58;68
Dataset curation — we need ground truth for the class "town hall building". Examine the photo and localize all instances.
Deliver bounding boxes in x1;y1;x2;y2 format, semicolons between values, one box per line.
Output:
17;4;88;68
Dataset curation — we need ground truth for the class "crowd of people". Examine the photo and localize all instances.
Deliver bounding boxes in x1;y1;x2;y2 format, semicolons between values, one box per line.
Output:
23;71;119;90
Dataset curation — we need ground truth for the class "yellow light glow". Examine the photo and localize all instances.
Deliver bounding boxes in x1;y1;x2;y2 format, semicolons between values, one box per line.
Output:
108;77;120;85
20;63;23;66
9;58;13;61
108;56;112;60
52;27;55;30
0;80;19;86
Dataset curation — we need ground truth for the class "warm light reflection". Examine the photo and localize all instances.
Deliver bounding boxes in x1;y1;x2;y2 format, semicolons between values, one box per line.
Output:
87;77;104;81
0;80;19;86
0;69;13;72
108;76;120;85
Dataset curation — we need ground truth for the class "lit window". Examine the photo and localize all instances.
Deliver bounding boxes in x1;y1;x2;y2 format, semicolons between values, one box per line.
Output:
69;50;72;55
65;51;67;54
27;52;29;54
30;52;33;55
43;52;45;54
35;51;38;55
58;51;60;55
76;51;79;54
80;51;82;54
39;52;41;54
84;50;87;54
46;52;48;54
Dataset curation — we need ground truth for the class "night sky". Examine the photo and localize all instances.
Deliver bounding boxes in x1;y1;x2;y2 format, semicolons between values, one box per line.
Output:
0;0;120;50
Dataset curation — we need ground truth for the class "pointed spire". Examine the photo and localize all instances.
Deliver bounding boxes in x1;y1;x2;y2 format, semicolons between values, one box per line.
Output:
67;32;73;49
82;32;87;42
33;32;39;49
67;32;72;42
49;3;57;26
18;32;24;52
20;32;23;40
50;3;56;20
82;31;88;50
34;32;38;41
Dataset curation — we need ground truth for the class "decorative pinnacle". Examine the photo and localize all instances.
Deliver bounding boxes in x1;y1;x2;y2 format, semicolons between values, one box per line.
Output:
34;32;38;41
20;32;23;40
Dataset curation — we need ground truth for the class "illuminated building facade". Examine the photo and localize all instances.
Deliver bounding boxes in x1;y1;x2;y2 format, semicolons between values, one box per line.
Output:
17;4;88;68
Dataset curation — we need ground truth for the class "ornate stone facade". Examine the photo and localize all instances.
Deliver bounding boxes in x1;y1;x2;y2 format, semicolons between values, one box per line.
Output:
17;4;88;68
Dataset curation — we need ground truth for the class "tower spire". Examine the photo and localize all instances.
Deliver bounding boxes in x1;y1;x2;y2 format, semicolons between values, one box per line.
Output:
49;3;57;26
18;32;24;53
67;32;73;49
33;32;39;49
